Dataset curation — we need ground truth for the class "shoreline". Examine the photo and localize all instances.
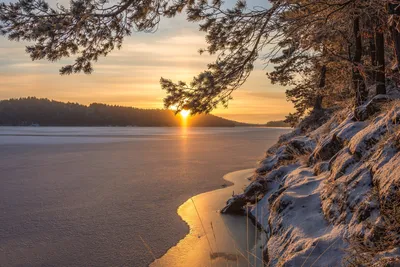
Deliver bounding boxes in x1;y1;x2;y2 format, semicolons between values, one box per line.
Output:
0;127;291;267
150;168;265;267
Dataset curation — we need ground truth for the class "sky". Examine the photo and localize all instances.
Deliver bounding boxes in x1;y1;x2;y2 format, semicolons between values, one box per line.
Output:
0;0;294;124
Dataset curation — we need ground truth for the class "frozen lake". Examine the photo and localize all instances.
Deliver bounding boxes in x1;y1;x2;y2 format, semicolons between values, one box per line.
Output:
0;126;290;266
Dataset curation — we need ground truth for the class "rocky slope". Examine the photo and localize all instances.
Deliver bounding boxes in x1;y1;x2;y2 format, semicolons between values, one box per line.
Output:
222;91;400;266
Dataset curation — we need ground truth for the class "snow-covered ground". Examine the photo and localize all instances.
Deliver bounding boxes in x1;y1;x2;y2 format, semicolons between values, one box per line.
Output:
223;97;400;266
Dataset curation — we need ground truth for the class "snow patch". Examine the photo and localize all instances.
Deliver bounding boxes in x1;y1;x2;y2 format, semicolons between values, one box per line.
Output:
222;101;400;266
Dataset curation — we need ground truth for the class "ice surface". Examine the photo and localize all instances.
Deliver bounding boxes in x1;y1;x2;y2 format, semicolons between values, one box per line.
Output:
0;126;290;266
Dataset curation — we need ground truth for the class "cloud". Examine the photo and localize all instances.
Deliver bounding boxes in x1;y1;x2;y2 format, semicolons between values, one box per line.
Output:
0;8;293;123
238;91;287;100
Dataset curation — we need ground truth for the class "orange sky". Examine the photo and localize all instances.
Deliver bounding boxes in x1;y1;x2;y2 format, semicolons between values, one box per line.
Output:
0;2;294;124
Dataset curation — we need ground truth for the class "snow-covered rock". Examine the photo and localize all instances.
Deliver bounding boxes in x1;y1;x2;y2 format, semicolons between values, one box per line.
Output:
222;101;400;266
256;136;315;174
354;94;393;121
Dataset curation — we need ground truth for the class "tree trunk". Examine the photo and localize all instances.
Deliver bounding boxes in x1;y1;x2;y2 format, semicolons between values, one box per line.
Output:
352;17;367;106
389;2;400;71
391;26;400;71
314;65;326;110
367;19;377;82
369;34;377;81
375;28;386;95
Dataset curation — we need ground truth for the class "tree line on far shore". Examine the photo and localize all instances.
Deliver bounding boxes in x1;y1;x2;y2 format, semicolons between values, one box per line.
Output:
0;97;236;127
0;97;287;127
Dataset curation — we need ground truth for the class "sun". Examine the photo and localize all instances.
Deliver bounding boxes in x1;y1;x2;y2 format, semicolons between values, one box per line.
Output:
180;109;190;118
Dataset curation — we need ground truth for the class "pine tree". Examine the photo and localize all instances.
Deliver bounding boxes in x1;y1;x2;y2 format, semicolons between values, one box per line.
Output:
1;0;398;123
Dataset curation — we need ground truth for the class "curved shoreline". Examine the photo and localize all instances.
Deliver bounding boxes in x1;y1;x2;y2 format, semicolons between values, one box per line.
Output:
151;168;265;267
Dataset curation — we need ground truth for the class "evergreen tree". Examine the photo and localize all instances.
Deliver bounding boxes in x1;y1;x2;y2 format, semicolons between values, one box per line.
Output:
1;0;399;126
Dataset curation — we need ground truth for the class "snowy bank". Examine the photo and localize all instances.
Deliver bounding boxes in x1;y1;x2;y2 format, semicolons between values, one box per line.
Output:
222;96;400;266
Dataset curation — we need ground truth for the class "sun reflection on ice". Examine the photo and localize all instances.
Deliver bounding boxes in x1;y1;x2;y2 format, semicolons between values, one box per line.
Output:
150;169;263;267
169;105;191;130
180;109;190;131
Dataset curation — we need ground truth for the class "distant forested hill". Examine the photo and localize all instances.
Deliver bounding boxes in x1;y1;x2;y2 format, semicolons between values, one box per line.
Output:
263;120;290;127
0;97;242;127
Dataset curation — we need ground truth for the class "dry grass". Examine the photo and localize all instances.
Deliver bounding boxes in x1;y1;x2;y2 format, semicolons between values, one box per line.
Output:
344;187;400;267
379;99;400;114
310;107;351;149
297;153;311;166
191;198;214;254
139;235;157;261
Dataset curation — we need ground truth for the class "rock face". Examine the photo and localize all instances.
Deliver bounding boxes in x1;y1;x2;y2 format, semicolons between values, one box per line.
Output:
222;101;400;266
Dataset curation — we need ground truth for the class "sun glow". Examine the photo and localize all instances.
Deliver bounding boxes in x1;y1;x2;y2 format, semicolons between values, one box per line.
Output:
169;105;190;127
180;109;190;129
180;109;190;118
